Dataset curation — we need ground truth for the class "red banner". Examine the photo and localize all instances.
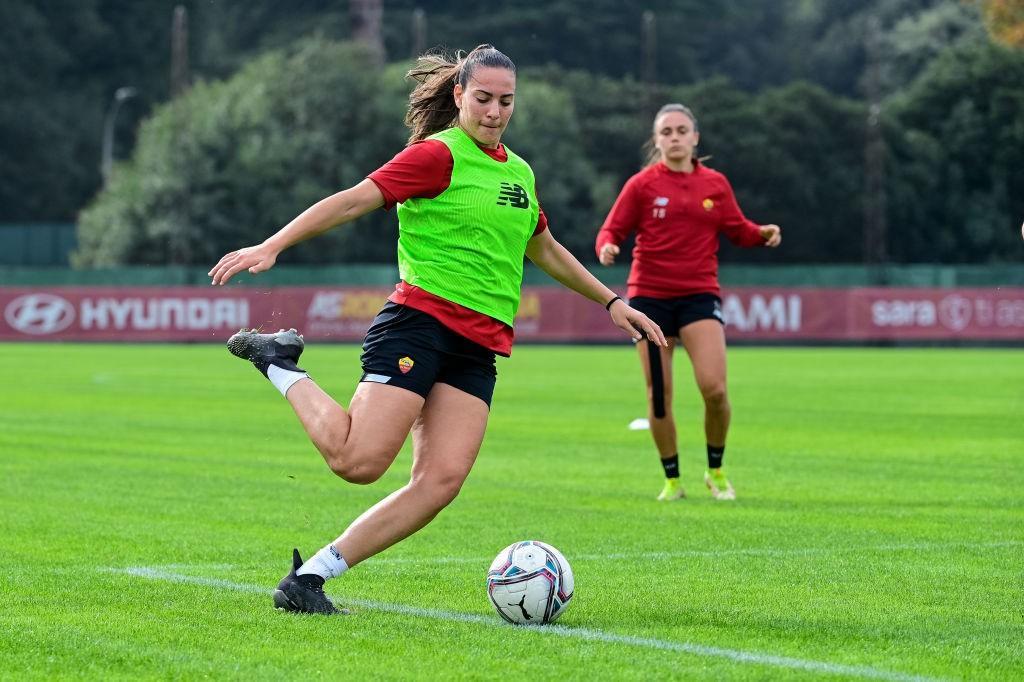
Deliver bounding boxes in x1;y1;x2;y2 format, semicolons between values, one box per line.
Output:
1;286;1022;342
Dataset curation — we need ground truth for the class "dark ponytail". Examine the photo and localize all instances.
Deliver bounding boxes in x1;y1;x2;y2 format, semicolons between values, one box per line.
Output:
404;44;516;144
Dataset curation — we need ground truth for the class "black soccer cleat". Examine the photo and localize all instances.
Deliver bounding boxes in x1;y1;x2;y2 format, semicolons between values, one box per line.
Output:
227;328;306;377
272;548;345;615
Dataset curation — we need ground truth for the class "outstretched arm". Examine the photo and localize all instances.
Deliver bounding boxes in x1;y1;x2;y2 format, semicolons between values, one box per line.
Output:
526;229;667;347
209;179;385;285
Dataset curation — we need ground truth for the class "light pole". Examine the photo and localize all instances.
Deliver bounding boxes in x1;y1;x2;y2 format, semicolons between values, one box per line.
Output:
100;86;138;183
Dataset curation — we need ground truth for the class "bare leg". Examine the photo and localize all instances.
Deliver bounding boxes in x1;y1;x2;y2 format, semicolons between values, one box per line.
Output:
637;338;677;457
679;320;730;447
331;383;489;566
285;379;425;484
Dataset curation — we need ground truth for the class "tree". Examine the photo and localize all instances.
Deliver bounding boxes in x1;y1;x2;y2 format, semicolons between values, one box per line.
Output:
0;2;80;221
0;0;206;222
667;80;868;263
887;37;1024;261
75;40;407;267
878;1;987;94
974;0;1024;46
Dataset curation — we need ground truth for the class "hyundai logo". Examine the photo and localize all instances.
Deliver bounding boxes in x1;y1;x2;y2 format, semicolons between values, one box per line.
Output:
4;293;76;335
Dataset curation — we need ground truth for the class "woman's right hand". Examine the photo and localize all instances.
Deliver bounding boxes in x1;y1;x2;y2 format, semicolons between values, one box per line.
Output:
598;243;620;266
208;243;279;285
609;299;668;347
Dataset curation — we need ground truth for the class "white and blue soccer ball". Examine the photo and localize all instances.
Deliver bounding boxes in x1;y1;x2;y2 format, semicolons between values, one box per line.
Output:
486;540;574;624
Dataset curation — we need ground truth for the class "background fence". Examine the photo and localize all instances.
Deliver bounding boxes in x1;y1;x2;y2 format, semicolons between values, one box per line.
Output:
2;264;1021;345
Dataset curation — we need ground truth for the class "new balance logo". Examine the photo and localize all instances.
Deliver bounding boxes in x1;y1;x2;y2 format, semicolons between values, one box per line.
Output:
496;182;529;209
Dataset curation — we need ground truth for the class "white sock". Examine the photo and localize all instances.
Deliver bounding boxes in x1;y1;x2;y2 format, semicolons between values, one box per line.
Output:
296;543;350;581
267;364;309;398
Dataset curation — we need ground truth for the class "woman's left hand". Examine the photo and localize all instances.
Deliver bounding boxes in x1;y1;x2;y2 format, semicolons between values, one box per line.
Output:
610;300;668;347
759;224;782;247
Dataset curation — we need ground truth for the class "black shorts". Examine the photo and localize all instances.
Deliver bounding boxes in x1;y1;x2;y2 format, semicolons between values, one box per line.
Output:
359;302;497;407
628;293;723;338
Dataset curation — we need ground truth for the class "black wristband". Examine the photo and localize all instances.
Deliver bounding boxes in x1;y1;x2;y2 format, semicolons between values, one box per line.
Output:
604;295;622;311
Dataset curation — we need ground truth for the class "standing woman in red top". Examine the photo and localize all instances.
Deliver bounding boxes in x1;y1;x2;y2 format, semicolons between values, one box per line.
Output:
596;103;781;502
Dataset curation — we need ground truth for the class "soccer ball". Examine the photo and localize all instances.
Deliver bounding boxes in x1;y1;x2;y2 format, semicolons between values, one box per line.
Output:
486;540;574;624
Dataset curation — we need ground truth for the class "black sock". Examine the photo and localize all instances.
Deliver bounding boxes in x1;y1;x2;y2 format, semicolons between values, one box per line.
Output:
707;444;725;469
660;454;680;479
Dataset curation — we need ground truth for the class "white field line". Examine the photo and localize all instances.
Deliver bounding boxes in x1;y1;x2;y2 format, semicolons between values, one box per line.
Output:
370;539;1022;566
112;565;942;682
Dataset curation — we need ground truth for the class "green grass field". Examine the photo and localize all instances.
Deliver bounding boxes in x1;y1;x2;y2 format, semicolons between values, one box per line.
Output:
1;343;1022;680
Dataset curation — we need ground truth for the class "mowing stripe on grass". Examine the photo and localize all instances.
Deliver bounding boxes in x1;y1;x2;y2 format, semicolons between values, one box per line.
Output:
369;539;1022;566
112;565;942;682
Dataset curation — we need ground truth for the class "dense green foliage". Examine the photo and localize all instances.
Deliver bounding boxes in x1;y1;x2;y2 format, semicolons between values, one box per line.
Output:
76;41;408;267
887;39;1024;262
0;1;182;222
2;344;1022;678
5;0;1024;264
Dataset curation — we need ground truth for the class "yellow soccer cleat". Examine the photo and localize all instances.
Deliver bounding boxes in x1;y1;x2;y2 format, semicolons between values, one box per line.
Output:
704;468;736;500
656;477;686;501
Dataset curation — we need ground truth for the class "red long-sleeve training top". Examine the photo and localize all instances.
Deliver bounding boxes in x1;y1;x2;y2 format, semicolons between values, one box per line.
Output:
595;160;767;299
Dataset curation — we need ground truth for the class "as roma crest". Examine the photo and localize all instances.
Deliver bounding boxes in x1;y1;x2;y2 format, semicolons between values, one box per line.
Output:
398;356;414;374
